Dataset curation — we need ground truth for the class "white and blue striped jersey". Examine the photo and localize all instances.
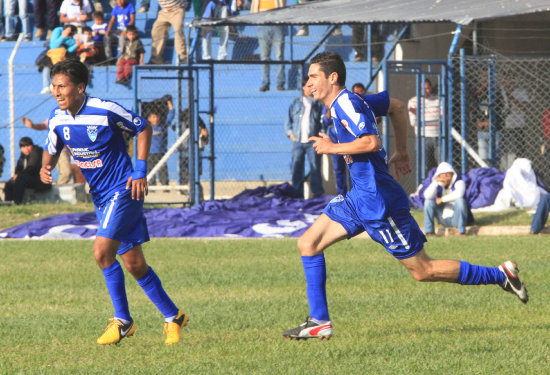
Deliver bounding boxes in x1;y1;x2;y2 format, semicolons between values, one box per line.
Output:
46;96;147;205
330;89;409;219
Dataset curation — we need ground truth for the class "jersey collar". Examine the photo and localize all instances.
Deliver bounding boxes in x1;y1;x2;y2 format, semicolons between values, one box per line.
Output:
329;89;347;109
66;94;88;118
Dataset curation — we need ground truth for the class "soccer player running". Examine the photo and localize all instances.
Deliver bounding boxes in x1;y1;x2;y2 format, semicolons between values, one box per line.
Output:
40;59;188;345
283;52;528;340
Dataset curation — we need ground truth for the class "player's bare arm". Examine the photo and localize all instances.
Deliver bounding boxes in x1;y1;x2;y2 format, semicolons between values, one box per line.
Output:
308;132;380;155
127;123;152;200
387;98;412;180
40;150;60;184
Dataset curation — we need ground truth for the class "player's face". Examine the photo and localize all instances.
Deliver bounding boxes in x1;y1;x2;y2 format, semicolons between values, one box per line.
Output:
51;73;86;115
307;63;333;105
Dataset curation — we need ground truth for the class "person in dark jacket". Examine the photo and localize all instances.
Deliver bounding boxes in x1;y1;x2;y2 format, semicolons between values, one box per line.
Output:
4;137;51;204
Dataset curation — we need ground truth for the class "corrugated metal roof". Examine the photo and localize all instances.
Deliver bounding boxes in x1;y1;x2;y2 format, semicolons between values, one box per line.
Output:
194;0;550;26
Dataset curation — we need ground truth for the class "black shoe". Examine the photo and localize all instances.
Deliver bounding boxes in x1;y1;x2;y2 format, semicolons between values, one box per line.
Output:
259;84;269;92
499;261;528;304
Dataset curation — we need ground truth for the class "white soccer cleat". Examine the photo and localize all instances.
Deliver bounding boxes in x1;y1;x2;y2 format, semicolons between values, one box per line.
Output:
283;317;333;340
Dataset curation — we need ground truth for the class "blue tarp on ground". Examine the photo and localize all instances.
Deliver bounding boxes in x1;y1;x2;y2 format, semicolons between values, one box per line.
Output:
0;183;333;239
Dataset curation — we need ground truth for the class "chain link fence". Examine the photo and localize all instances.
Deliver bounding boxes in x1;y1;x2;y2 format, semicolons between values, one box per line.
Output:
451;52;550;187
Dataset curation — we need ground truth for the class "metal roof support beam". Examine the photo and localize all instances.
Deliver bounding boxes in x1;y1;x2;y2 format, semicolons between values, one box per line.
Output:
446;24;463;165
366;24;409;91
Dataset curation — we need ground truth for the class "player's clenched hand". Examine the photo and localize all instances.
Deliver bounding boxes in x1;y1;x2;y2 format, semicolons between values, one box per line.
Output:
308;132;333;154
126;176;148;200
40;165;54;184
388;149;412;181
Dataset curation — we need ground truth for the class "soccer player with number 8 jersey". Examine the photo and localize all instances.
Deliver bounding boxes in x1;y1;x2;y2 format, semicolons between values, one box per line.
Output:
283;52;528;340
40;59;187;345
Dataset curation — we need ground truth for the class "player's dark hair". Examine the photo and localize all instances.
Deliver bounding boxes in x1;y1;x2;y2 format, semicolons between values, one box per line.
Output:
50;59;89;88
352;82;365;91
310;52;346;87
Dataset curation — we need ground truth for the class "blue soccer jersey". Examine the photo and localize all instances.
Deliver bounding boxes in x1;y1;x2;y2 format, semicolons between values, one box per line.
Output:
46;96;147;205
329;89;409;220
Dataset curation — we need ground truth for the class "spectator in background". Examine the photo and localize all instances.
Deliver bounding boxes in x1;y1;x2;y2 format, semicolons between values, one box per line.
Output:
408;78;441;172
76;26;99;64
252;0;285;92
105;0;135;61
33;0;62;40
285;77;324;198
0;142;5;177
351;82;366;95
501;75;529;170
200;0;231;61
178;108;209;185
22;117;85;184
41;24;78;94
4;0;31;41
115;25;144;85
91;11;108;62
352;23;385;63
147;95;175;185
4;137;51;204
423;161;473;236
149;0;190;64
471;70;508;168
59;0;93;30
530;193;550;234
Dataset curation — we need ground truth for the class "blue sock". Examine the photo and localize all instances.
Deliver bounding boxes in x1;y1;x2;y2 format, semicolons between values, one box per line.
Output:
102;260;131;321
137;267;178;319
456;261;505;285
302;254;330;321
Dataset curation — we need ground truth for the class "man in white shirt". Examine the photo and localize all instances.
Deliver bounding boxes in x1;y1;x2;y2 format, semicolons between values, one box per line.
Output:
408;79;441;172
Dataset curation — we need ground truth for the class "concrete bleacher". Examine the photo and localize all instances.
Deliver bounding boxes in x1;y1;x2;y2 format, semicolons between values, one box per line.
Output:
0;11;371;186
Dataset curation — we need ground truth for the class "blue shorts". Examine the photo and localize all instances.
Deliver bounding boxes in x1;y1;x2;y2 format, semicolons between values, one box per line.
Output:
94;188;150;255
322;195;426;259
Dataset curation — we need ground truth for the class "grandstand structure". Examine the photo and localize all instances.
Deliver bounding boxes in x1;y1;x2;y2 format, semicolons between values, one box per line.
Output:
1;0;550;205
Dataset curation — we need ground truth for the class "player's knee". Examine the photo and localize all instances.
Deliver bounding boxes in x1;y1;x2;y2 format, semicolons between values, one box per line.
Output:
408;264;436;282
297;236;320;256
93;247;115;269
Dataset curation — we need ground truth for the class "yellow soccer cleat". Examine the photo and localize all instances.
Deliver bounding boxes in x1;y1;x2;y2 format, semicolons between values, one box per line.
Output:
163;310;188;345
97;319;136;345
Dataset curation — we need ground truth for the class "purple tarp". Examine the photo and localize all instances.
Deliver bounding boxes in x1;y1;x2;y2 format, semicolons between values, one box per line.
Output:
0;183;333;239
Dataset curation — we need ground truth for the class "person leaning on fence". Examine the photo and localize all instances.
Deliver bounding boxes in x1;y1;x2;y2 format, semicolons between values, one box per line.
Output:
4;137;51;204
149;0;190;65
285;77;324;198
252;0;286;92
423;161;473;236
408;78;441;172
146;95;175;186
40;24;78;94
178;108;209;185
105;0;135;61
115;25;144;85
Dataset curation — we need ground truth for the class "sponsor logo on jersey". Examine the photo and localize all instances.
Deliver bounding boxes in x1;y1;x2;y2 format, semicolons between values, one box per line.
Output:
75;159;103;169
133;117;142;126
341;119;348;128
343;154;353;164
70;147;101;158
358;122;365;130
329;195;345;204
116;121;132;132
87;125;99;142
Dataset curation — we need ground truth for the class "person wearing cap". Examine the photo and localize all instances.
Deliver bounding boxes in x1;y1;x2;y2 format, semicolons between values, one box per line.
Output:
423;161;474;235
3;137;51;204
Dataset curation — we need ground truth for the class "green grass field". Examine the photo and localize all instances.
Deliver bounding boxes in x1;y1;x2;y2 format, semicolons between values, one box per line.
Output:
1;236;548;374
